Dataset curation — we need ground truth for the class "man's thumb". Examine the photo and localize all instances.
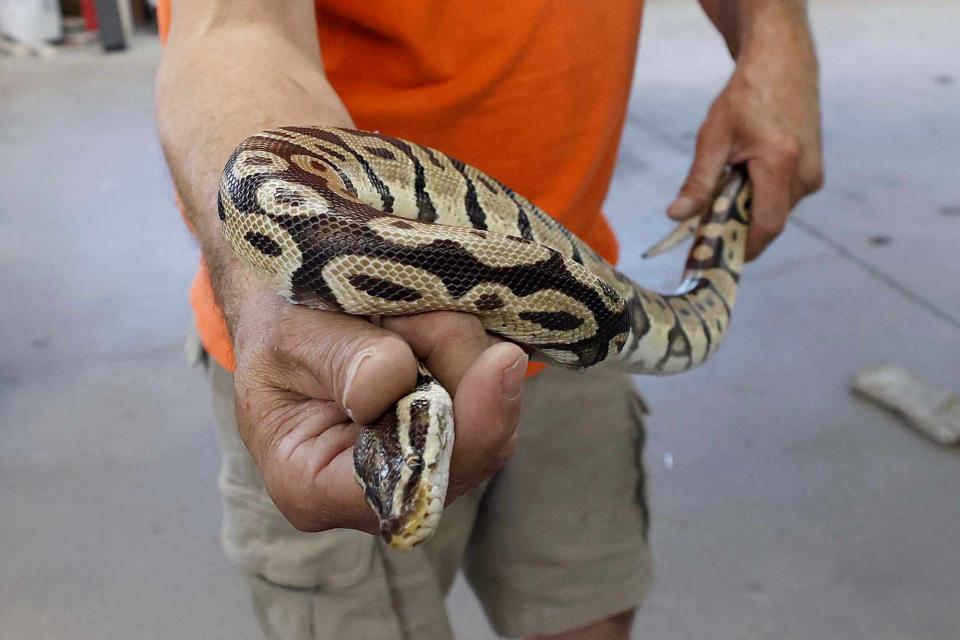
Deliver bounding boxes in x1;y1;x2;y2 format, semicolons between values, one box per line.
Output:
276;306;419;424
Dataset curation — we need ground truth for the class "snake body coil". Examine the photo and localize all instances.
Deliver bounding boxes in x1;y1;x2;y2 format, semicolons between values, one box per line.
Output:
220;126;751;549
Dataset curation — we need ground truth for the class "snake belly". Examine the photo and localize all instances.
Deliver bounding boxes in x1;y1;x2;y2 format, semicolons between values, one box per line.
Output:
219;126;751;549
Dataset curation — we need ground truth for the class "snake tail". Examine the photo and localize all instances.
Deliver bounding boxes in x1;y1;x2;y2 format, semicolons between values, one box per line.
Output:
626;166;751;374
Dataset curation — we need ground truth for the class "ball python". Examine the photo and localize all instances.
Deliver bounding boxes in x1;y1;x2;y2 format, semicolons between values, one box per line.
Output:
219;126;751;549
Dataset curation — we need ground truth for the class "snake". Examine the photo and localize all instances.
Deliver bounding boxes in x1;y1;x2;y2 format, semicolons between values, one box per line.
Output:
219;126;751;550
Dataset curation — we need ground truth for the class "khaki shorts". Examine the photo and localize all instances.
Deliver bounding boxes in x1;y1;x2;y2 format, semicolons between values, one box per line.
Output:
202;343;652;639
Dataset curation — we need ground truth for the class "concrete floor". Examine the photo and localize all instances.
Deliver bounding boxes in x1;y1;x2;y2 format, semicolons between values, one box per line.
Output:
1;1;958;638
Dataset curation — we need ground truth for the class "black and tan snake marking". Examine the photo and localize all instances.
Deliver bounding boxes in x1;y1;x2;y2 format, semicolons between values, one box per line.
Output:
220;126;751;549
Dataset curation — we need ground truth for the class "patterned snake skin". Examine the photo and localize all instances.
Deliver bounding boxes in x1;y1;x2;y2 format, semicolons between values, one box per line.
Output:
219;126;751;549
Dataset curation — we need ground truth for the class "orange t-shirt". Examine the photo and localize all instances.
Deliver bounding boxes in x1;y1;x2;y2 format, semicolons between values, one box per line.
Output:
158;0;644;372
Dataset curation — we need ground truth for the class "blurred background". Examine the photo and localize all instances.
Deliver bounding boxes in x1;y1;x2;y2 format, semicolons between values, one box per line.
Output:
1;0;958;638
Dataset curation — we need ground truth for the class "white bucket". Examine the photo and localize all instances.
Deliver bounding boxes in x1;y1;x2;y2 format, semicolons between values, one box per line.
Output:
0;0;63;44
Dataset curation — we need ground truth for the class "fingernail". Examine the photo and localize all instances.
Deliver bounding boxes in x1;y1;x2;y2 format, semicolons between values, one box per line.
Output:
342;347;375;421
501;354;527;401
668;196;695;219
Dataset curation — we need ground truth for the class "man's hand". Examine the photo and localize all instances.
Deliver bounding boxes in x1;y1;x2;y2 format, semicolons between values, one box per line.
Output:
231;284;526;533
156;0;526;535
670;1;824;260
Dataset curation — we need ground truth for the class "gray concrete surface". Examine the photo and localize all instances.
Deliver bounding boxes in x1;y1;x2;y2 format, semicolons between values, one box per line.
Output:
1;1;958;638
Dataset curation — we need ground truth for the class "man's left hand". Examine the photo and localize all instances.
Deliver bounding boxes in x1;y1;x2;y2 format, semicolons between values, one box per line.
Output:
667;21;824;260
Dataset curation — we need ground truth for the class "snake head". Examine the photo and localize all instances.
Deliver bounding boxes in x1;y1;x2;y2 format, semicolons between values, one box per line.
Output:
353;371;454;550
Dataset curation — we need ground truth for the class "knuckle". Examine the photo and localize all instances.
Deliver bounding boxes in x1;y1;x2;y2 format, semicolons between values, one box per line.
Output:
273;316;394;390
481;426;519;474
287;517;315;533
269;310;312;362
386;311;486;362
429;312;487;350
705;96;728;122
802;162;825;193
757;218;786;239
277;502;306;528
694;120;726;156
332;331;402;391
271;333;302;366
694;125;714;149
339;331;383;366
279;503;322;532
490;439;518;472
268;474;333;533
682;174;713;200
758;131;800;168
771;134;801;164
502;431;520;458
434;311;485;337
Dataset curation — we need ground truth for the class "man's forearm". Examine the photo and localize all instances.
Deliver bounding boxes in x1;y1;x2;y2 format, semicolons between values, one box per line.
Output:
698;0;815;60
155;3;352;329
150;1;530;537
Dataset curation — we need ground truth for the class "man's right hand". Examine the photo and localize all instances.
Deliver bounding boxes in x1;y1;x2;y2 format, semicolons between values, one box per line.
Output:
229;282;528;534
156;0;525;535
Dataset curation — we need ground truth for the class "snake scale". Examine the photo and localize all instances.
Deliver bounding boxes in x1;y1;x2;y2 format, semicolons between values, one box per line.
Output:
219;126;751;549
